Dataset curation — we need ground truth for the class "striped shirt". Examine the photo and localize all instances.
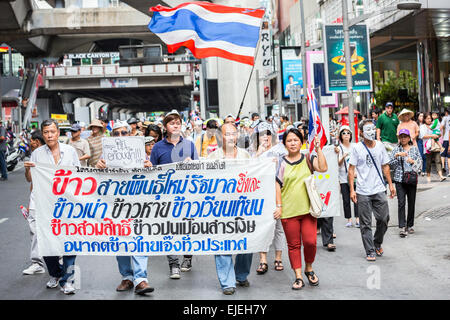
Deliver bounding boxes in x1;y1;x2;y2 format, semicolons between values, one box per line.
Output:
87;134;103;167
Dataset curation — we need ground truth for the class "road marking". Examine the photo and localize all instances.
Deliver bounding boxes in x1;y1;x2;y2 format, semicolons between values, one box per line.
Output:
0;218;9;224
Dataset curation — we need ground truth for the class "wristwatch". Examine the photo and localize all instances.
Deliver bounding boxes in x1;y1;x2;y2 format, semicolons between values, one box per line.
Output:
276;204;282;208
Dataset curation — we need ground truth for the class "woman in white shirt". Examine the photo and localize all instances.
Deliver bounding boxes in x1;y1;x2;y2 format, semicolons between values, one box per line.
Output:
335;125;359;227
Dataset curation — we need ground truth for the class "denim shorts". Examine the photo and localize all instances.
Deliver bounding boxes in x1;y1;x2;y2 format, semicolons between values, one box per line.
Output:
441;141;449;158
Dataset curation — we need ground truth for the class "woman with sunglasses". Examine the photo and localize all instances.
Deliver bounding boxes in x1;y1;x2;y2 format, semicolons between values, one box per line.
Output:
335;125;359;228
275;128;327;290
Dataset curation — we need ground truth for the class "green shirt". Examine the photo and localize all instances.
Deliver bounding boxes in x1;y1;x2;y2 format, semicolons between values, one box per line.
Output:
376;112;399;143
276;156;311;219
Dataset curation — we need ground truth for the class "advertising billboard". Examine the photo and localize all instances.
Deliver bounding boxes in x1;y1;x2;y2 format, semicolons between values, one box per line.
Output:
280;46;303;100
323;24;372;93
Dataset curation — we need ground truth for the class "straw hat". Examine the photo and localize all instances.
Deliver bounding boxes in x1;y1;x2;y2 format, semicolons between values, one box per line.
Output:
398;108;414;122
88;119;104;130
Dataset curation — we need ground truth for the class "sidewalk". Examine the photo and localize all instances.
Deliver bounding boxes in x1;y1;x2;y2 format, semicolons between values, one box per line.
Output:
386;173;450;227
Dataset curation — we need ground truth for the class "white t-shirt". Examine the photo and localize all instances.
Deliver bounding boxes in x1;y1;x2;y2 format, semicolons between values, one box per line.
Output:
349;141;389;196
29;143;81;210
337;143;355;184
441;116;450;141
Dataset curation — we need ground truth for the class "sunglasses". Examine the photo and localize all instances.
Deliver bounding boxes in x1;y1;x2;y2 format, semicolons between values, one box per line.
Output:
113;131;129;137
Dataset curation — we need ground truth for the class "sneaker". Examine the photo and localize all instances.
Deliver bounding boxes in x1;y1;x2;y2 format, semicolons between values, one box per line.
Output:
355;222;360;228
180;258;192;272
345;222;352;228
366;253;376;261
23;263;45;275
399;228;407;238
236;279;250;287
375;247;384;256
46;277;60;289
223;287;235;295
169;266;181;279
60;282;75;295
407;227;415;234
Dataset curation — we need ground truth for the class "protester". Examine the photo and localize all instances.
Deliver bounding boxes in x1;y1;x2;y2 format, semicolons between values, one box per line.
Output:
191;118;204;142
397;109;419;145
150;110;199;278
349;120;396;261
208;123;253;295
195;119;219;158
68;123;91;166
96;120;154;295
144;136;155;160
0;119;7;181
276;128;328;290
371;109;379;125
128;117;143;136
22;130;46;276
376;102;399;152
389;129;422;237
224;114;235;125
99;116;111;137
335;125;359;228
416;112;427;175
24;119;80;294
145;124;163;143
441;108;450;176
252;122;287;274
87;119;105;167
420;113;446;182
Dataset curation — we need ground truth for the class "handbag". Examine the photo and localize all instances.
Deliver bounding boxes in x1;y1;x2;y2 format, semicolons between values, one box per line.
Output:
304;154;323;218
430;139;441;153
400;154;418;185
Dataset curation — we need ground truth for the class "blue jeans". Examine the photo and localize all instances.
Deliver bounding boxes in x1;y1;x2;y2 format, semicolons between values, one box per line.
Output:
417;139;426;172
214;254;252;290
0;150;7;179
116;256;148;286
43;256;76;287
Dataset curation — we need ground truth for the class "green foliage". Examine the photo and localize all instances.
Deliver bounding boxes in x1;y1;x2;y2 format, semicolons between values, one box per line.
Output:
373;70;419;111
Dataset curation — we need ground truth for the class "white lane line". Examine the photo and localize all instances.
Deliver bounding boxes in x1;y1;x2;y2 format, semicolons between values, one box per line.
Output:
0;218;9;224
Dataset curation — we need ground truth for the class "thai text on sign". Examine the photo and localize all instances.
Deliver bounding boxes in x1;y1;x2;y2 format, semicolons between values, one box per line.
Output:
31;159;276;256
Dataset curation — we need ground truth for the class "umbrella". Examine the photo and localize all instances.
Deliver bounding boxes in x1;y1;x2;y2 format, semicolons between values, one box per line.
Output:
335;106;360;115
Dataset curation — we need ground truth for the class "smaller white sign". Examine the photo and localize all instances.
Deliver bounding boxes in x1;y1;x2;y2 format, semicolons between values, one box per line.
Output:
100;78;138;88
102;137;145;168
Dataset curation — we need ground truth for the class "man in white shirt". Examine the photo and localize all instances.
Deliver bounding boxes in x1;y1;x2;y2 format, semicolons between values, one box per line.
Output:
208;123;252;295
24;119;81;295
348;120;396;262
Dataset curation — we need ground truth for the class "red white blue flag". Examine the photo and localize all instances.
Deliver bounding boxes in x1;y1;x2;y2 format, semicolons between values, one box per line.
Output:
148;2;265;65
308;88;327;153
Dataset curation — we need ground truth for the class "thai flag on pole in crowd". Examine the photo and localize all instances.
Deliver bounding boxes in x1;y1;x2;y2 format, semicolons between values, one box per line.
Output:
107;120;114;132
308;88;327;153
148;2;265;66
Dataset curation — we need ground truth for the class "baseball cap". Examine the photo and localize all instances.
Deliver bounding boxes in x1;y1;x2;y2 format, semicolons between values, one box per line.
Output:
127;117;138;124
70;123;82;132
113;120;130;131
385;102;394;108
398;129;411;136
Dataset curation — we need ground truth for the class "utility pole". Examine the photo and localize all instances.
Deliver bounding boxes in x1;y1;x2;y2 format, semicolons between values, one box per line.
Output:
299;0;308;120
342;0;355;135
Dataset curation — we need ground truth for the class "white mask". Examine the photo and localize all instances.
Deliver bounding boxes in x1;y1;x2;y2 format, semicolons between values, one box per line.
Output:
363;124;376;141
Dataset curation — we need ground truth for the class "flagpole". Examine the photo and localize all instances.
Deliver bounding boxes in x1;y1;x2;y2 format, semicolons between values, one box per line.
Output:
235;17;265;121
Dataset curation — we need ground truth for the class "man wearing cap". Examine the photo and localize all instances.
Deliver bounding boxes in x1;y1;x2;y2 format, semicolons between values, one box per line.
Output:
0;119;8;181
397;108;419;145
96;120;154;295
195;119;219;158
376;102;399;151
150;110;199;278
68;123;91;166
87;119;105;167
127;117;143;136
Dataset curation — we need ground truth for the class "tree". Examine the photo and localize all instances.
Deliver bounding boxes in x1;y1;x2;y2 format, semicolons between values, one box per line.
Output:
373;70;418;111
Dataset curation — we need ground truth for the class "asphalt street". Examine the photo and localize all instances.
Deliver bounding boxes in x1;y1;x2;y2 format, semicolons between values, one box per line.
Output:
1;165;450;300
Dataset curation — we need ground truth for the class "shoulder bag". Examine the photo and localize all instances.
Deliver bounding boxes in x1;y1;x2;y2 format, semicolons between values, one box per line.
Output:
304;153;323;218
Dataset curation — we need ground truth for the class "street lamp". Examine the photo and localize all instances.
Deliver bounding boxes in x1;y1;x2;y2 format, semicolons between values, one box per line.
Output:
342;0;422;137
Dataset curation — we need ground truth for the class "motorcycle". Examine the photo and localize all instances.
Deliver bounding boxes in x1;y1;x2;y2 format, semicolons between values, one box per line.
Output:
6;144;20;172
18;138;31;160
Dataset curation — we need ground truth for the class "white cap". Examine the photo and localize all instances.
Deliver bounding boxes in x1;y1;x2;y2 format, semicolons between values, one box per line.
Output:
112;120;131;132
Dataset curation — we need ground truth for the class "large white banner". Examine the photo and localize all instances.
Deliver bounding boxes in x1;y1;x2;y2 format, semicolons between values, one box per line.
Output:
31;159;276;256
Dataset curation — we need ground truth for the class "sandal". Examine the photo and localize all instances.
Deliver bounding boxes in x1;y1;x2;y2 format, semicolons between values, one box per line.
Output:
366;253;376;261
292;278;305;290
327;243;336;251
304;271;319;286
256;262;268;275
274;260;284;271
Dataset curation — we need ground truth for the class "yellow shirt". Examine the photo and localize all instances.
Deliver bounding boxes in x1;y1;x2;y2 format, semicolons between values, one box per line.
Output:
276;155;311;219
195;134;218;158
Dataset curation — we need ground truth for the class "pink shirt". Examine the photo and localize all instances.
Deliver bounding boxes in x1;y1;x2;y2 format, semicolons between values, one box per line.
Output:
397;120;419;145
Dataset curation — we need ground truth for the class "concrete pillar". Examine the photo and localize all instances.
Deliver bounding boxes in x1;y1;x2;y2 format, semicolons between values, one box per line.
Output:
417;40;429;113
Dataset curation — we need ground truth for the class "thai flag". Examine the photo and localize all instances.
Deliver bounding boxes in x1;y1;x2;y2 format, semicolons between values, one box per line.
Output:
148;2;265;66
107;120;114;132
308;88;327;153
